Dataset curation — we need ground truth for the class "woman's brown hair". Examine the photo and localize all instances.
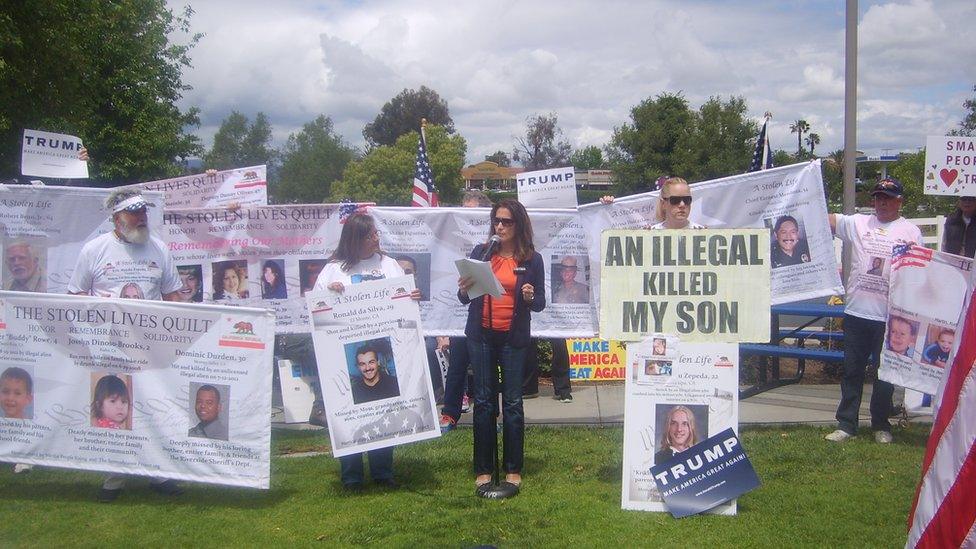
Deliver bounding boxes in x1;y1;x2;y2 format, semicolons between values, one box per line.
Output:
489;198;535;263
330;213;382;271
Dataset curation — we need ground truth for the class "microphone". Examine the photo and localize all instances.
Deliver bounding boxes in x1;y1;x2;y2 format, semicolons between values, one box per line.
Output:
481;235;501;261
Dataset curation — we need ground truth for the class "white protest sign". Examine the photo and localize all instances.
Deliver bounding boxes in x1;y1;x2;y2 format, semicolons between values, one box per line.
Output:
924;136;976;196
20;129;89;179
621;336;739;514
0;185;164;294
579;161;842;307
516;166;578;208
124;165;269;208
0;293;274;488
306;276;439;457
879;245;972;394
600;229;771;342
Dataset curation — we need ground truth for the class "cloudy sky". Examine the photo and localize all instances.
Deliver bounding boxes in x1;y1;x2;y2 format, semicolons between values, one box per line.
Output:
172;0;975;165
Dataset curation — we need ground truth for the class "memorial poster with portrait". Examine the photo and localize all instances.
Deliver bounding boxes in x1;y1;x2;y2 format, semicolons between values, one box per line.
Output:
0;185;164;295
370;206;596;337
620;336;739;514
879;245;973;394
122;165;269;209
163;203;369;333
600;229;771;342
306;276;439;457
579;160;842;308
0;292;274;488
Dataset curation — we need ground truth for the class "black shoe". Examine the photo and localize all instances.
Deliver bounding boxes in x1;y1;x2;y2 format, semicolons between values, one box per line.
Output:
150;480;184;496
343;482;364;493
556;394;573;403
97;487;122;503
374;478;399;490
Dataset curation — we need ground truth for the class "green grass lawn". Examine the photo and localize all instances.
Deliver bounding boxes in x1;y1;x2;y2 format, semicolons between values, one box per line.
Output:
0;424;926;548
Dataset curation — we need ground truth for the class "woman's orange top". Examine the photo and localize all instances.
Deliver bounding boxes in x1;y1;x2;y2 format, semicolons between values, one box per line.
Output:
482;255;517;331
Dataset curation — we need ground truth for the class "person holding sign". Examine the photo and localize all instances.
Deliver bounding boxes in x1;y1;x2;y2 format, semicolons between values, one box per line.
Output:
600;177;704;230
825;178;922;445
68;189;185;502
313;213;421;491
942;196;976;258
458;199;546;492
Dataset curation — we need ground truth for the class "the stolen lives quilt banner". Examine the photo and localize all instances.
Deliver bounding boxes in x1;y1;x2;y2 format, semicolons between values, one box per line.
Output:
0;292;274;488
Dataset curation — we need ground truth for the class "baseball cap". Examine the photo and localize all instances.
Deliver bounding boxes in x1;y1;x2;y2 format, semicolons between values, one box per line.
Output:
871;178;903;198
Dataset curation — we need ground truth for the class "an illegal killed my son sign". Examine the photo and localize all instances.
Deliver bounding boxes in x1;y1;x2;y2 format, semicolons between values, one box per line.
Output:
599;229;770;342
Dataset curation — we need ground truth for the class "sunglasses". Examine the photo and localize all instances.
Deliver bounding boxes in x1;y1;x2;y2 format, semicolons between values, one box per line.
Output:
664;195;693;206
492;217;516;227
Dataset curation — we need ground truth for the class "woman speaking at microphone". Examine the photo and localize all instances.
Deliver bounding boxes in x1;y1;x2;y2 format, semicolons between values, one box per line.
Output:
458;198;545;492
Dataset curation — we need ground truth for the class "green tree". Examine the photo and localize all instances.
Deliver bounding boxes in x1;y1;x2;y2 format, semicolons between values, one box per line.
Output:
606;93;695;194
805;133;821;155
606;93;757;194
888;150;949;216
771;149;795;168
821;149;844;210
484;150;511;167
790;119;810;155
362;86;454;149
0;1;202;182
274;115;356;204
205;111;275;170
570;145;606;170
673;95;757;179
513;113;572;170
331;125;466;205
950;84;976;136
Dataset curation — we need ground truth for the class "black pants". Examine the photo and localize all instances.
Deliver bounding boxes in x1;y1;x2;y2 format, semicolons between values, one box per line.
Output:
549;338;572;399
836;314;893;434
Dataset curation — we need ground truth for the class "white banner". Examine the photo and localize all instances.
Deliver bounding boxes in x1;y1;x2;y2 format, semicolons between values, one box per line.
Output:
516;166;578;208
0;293;274;488
879;245;973;394
163;203;367;333
924;136;976;196
124;165;268;209
20;129;89;179
371;207;596;337
621;336;739;514
579;161;842;307
0;185;164;294
306;276;439;457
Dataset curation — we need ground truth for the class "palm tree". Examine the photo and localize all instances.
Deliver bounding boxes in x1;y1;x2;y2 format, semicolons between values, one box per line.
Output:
790;119;810;155
805;133;821;156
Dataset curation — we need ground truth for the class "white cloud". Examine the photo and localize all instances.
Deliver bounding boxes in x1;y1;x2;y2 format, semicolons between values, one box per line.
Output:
171;0;976;164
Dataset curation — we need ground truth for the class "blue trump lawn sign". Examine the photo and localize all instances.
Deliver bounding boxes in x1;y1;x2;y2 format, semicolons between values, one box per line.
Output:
650;428;760;518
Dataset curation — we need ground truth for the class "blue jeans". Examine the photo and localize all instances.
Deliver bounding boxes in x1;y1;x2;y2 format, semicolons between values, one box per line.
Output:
469;330;527;475
339;447;393;485
441;336;472;421
836;314;893;434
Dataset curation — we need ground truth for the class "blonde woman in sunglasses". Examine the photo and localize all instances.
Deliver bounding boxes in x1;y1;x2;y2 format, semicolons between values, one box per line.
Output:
599;176;704;230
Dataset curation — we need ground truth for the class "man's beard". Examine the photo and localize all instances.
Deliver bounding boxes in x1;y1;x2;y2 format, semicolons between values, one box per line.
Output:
118;222;150;244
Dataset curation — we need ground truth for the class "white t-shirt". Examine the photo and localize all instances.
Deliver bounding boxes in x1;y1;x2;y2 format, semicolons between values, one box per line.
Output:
835;213;922;321
313;253;405;291
68;232;182;300
651;221;706;229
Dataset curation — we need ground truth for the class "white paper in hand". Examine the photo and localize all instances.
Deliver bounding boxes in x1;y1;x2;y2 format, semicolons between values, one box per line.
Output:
21;129;89;179
455;258;503;299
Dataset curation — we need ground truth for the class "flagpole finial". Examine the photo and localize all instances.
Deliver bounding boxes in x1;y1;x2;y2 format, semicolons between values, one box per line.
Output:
421;118;428;129
764;111;773;121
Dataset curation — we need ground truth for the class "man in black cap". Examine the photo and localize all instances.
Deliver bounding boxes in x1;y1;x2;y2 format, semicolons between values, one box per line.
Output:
942;196;976;258
825;178;922;444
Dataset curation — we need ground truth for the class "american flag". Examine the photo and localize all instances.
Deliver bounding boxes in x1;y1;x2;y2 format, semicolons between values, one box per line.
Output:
748;118;773;172
411;128;438;207
891;243;933;271
907;268;976;547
